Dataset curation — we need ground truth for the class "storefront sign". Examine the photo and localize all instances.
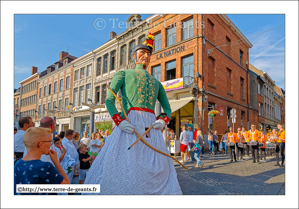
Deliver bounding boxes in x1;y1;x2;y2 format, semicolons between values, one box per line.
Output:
219;107;224;116
73;106;89;111
161;78;183;92
156;45;185;60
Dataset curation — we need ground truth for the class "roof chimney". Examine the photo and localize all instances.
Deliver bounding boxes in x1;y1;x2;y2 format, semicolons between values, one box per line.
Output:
59;51;69;61
110;31;117;39
32;66;38;75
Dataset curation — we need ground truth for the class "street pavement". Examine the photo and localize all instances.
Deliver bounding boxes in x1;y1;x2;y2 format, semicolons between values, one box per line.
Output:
72;152;285;195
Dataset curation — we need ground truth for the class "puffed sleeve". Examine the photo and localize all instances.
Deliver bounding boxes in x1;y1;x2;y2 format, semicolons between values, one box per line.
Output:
106;71;125;126
157;81;171;124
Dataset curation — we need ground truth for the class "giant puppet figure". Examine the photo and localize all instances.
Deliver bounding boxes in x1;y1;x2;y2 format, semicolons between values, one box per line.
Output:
84;33;182;195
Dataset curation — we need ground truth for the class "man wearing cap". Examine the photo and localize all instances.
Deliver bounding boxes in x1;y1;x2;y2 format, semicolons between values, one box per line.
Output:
84;33;182;195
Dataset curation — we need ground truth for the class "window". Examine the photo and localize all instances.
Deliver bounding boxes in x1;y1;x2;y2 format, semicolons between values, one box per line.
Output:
167;27;176;47
96;86;100;104
53;81;57;93
120;45;126;66
258;83;263;95
48;84;52;95
65;98;69;108
152;65;161;82
53;101;56;110
208;56;215;86
240;77;244;99
111;51;116;70
259;102;264;116
166;60;176;81
154;32;161;51
79;86;84;106
80;68;85;79
138;35;145;44
59;79;64;91
43;104;46;115
227;68;232;93
75;70;79;81
64;59;68;65
74;88;78;107
182;18;193;40
182;55;194;86
103;54;108;74
128;41;135;62
207;18;215;41
47;103;51;114
66;76;70;89
101;84;107;104
86;84;91;103
240;50;243;66
241;111;245;127
58;100;62;112
56;64;59;70
44;86;47;97
39;88;42;98
97;57;102;76
226;36;231;56
87;65;92;76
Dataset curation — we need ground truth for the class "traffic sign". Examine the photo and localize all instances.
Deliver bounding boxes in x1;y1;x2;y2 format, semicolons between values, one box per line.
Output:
230;114;237;119
230;108;236;115
232;118;236;123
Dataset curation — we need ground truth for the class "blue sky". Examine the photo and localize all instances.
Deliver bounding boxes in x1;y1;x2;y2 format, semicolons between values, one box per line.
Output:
14;14;285;89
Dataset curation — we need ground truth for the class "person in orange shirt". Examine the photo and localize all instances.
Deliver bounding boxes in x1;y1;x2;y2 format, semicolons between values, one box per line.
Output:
236;128;245;160
246;124;261;164
242;127;250;158
227;127;238;162
259;132;267;162
277;123;285;167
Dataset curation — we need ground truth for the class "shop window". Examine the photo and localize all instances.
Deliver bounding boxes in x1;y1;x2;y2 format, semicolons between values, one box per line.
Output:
75;70;79;80
167;27;176;47
54;81;57;93
166;60;176;81
182;18;193;40
128;41;135;63
152;65;161;82
97;57;102;76
227;68;232;93
154;32;161;51
138;35;145;44
111;51;116;70
120;45;126;66
182;55;194;86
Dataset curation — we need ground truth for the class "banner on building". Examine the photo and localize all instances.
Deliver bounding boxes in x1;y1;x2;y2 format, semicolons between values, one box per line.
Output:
161;78;183;92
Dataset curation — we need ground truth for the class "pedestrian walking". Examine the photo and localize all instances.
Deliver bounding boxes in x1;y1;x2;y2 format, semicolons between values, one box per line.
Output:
180;126;189;163
259;131;267;162
194;130;204;168
213;130;219;154
208;130;214;154
220;131;228;154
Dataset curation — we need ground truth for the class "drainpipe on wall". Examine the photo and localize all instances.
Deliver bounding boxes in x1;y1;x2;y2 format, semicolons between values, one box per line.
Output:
201;14;205;134
246;61;249;130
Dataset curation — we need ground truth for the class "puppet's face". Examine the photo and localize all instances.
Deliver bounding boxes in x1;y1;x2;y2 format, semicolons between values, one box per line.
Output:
133;49;151;67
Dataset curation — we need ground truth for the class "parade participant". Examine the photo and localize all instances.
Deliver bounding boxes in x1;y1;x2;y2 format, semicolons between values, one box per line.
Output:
180;126;190;163
271;129;280;166
14;127;69;195
227;127;238;162
62;129;79;183
246;124;261;164
259;131;267;162
277;123;285;167
83;33;182;195
266;130;272;157
236;128;245;160
241;127;250;158
14;117;34;162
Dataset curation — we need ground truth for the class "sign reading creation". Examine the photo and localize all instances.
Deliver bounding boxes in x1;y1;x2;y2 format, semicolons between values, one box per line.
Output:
161;78;183;92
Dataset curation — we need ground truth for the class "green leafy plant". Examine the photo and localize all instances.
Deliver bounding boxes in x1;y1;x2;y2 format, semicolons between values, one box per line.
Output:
95;121;113;134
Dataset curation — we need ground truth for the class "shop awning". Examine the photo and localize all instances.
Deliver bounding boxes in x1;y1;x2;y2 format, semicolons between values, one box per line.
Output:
168;97;194;113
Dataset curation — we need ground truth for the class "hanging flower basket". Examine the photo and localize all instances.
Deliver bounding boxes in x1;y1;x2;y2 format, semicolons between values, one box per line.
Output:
208;110;219;118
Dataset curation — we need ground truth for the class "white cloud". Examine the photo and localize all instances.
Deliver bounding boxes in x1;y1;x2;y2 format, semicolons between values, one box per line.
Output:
14;66;31;74
249;30;285;89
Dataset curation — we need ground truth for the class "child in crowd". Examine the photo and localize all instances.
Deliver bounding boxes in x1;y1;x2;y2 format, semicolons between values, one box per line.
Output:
14;127;70;195
78;144;94;184
53;137;67;163
89;133;102;162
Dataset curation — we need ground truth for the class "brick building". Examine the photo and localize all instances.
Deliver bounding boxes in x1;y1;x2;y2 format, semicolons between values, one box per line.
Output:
14;87;21;129
19;67;39;121
35;51;77;132
147;14;253;138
